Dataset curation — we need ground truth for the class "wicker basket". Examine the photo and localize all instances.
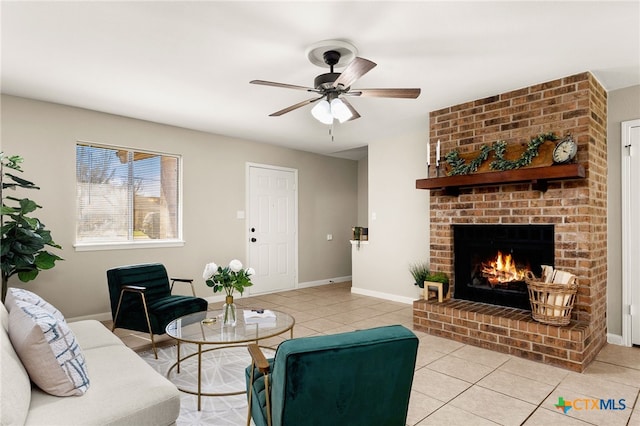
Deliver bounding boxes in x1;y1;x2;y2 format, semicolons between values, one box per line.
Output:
526;271;578;326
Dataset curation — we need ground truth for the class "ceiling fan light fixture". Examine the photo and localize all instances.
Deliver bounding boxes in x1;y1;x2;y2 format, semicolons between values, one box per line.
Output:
253;43;420;126
311;99;333;125
330;98;353;123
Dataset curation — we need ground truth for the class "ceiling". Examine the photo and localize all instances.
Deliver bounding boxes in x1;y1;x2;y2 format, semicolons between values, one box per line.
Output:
2;1;639;160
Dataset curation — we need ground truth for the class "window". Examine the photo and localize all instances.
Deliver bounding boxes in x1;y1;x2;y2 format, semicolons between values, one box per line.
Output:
75;143;182;249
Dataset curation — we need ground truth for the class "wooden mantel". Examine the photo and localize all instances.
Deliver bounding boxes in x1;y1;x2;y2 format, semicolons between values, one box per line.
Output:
416;163;586;195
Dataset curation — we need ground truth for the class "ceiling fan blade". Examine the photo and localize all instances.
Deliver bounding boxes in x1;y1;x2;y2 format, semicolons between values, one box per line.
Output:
340;98;361;121
332;57;377;89
348;88;421;99
250;80;317;92
269;96;324;116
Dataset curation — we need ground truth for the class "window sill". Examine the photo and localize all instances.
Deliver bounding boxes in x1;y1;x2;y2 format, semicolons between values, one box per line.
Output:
74;240;185;252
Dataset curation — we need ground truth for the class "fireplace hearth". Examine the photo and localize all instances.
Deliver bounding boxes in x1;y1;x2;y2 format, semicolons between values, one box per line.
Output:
453;224;554;310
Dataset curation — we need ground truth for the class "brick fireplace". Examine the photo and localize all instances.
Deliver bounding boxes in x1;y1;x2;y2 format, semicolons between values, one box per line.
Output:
413;72;607;372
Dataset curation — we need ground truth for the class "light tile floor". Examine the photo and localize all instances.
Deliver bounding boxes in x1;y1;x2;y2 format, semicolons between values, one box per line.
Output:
112;282;640;426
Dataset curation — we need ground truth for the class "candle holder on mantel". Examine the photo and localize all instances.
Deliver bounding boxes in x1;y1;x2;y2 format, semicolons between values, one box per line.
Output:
436;157;444;177
427;157;444;178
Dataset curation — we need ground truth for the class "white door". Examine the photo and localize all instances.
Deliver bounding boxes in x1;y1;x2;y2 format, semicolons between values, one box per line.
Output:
247;164;297;294
622;119;640;346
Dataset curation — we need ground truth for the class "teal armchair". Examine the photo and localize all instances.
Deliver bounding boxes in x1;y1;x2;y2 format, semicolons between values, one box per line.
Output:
107;263;208;358
245;325;419;426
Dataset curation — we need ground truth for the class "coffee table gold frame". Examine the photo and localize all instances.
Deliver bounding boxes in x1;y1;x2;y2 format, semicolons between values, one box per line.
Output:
165;309;295;411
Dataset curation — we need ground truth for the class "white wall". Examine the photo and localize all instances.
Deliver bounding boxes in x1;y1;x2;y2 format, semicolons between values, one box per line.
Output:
352;129;429;302
1;95;357;319
357;156;368;227
607;85;640;337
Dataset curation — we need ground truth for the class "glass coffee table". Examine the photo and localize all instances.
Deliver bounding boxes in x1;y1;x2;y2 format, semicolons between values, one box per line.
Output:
165;309;295;411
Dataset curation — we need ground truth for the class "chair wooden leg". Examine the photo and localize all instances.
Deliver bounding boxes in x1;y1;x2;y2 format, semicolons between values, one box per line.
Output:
246;361;256;426
265;373;272;426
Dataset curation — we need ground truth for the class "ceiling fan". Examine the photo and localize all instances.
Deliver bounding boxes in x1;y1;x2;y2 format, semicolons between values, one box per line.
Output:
250;48;421;125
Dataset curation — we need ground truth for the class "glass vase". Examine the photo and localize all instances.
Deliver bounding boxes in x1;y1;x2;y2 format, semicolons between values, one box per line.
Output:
222;295;237;326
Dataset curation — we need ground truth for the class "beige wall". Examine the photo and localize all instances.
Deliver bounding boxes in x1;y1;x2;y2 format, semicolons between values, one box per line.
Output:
357;156;368;226
606;84;640;337
1;95;357;319
351;128;430;302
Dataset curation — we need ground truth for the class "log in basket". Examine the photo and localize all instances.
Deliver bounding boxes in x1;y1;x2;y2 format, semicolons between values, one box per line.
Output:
526;268;578;326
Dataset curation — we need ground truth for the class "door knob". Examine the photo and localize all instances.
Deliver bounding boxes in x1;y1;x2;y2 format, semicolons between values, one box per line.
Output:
251;237;257;242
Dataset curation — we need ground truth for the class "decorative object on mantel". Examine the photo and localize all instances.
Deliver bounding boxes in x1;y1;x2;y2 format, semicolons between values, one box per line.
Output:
552;135;578;164
426;139;442;177
416;162;586;196
444;132;559;176
526;266;577;326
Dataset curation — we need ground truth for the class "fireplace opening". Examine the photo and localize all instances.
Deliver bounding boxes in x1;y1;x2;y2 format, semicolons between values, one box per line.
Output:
453;225;554;310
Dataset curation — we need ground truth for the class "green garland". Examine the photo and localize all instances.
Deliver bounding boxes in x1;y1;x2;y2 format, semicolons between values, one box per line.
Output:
444;132;558;176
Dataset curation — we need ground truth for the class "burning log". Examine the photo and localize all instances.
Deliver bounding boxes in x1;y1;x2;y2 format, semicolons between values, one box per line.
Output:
481;251;529;285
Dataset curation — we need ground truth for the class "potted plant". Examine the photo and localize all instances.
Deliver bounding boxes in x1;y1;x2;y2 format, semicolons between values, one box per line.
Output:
410;262;450;301
1;154;63;302
202;259;254;326
409;262;430;295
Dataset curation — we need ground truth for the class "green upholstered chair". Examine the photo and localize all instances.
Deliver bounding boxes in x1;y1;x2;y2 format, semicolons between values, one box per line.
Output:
245;324;419;426
107;263;208;358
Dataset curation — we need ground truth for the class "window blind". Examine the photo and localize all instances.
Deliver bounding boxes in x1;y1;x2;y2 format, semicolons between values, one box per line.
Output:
76;143;180;244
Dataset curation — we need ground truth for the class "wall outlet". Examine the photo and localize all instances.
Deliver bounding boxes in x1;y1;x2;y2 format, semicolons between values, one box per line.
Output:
327;234;333;241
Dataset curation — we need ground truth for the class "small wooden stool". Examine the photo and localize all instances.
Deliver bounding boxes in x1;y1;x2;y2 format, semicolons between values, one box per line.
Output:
426;281;449;303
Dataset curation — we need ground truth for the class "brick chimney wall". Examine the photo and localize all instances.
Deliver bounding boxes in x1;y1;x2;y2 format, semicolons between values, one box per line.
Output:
413;72;608;371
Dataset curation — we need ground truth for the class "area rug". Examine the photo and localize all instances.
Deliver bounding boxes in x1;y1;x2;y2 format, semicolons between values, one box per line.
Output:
139;343;275;425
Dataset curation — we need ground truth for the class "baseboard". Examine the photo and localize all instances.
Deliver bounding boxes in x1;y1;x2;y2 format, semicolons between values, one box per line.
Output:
204;274;353;301
68;312;113;322
606;333;625;346
70;276;354;322
298;276;352;289
350;286;415;305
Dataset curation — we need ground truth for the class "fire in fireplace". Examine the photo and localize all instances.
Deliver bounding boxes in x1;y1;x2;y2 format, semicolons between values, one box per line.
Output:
481;251;531;287
453;225;554;310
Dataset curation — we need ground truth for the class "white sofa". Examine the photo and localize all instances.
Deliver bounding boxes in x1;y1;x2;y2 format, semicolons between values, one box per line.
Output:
1;301;180;425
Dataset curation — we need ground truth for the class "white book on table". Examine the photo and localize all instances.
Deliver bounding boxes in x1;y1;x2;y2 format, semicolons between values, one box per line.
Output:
243;309;276;324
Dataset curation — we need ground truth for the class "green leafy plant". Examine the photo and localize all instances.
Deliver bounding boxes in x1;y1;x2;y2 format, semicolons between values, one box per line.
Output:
1;154;63;302
424;271;449;285
445;132;558;175
409;262;431;289
410;262;449;291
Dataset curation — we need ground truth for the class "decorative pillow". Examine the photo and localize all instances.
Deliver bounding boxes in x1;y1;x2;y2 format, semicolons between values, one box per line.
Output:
5;287;66;323
8;300;90;396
